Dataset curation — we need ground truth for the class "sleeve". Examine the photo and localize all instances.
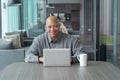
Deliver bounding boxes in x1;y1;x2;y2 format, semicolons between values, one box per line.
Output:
71;38;84;63
24;37;40;63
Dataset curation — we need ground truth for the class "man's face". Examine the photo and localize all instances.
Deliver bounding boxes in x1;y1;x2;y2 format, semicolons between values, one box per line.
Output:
46;17;60;39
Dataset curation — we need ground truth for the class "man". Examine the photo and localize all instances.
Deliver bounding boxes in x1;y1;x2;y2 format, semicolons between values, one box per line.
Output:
25;16;83;63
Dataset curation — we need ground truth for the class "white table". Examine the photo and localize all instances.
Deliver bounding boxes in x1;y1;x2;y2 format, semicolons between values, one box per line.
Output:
0;61;120;80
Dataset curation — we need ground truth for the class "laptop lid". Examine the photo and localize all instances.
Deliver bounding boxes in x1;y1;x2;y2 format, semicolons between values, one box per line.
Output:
43;48;71;67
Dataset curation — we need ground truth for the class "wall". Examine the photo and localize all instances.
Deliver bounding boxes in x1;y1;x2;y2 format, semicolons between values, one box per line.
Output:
0;0;1;38
117;0;120;46
100;0;112;35
80;0;84;35
79;0;95;43
116;0;120;63
1;0;8;38
83;0;93;40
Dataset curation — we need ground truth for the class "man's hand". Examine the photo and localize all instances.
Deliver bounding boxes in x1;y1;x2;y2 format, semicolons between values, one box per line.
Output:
38;57;44;63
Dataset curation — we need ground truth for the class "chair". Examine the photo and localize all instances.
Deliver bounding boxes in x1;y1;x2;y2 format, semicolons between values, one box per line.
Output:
60;22;68;34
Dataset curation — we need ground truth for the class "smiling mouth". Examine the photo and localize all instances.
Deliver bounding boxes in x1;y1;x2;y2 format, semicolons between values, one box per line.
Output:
50;32;57;34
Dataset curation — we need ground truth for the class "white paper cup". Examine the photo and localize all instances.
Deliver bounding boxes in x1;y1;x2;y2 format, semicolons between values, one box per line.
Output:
77;53;88;66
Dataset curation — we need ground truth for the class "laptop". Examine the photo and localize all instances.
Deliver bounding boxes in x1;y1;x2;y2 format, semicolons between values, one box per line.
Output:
43;48;71;67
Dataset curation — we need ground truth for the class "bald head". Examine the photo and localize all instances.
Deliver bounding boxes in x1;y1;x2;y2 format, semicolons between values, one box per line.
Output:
45;16;60;40
46;16;59;26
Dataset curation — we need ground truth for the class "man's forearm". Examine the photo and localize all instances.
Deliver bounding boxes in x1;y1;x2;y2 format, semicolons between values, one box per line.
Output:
25;54;39;63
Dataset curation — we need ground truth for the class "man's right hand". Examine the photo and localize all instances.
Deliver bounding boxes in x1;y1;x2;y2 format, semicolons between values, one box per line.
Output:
38;57;44;63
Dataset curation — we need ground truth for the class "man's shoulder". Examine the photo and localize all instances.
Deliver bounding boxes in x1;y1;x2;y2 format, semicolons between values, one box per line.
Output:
61;32;77;40
61;32;70;37
34;32;47;41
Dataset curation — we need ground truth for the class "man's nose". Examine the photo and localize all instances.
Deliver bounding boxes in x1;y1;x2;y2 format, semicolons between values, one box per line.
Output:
51;27;55;31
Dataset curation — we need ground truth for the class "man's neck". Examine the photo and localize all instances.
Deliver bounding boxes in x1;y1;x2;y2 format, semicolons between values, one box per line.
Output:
51;33;60;41
51;36;58;41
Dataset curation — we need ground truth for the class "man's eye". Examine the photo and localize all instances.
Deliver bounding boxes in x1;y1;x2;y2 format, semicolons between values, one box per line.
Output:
48;26;51;28
47;25;58;28
53;25;58;27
